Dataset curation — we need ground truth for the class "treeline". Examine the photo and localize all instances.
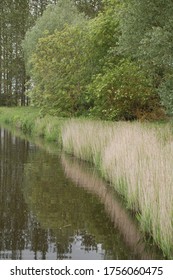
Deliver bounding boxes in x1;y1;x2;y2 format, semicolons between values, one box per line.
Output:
2;0;173;121
0;0;101;106
0;0;57;106
23;0;173;121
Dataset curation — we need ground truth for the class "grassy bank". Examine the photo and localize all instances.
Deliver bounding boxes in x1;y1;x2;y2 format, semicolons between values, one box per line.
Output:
0;107;65;144
0;106;173;258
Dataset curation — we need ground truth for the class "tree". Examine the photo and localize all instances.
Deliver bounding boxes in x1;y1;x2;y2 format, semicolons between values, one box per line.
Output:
27;0;123;116
0;0;31;106
0;0;58;106
29;0;57;18
74;0;103;17
23;0;86;76
119;0;171;57
119;0;173;78
87;3;120;71
118;0;173;114
29;22;89;116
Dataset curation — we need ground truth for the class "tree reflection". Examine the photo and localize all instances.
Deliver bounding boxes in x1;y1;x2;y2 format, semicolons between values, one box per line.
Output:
61;154;164;260
0;128;29;259
0;128;50;259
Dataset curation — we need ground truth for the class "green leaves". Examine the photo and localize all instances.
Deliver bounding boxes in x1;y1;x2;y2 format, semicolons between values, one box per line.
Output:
118;0;173;114
88;60;156;120
23;0;167;120
22;0;86;75
29;23;89;116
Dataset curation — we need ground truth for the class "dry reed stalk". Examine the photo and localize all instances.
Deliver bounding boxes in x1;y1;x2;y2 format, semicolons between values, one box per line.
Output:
102;123;173;254
62;119;173;257
62;119;114;164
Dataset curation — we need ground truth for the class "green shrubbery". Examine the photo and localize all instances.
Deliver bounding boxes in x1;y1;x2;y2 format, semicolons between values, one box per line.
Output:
88;60;159;120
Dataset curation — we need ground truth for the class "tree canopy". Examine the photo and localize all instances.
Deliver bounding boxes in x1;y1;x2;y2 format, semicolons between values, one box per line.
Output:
1;0;172;120
119;0;173;115
23;0;87;75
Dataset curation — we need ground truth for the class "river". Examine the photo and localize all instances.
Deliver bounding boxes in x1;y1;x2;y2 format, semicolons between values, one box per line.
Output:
0;128;163;260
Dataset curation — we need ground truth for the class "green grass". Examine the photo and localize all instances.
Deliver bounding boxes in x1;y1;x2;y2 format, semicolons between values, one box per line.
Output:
0;107;65;145
0;107;38;133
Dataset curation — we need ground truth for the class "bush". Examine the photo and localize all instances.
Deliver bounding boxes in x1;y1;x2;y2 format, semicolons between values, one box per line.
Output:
88;60;161;120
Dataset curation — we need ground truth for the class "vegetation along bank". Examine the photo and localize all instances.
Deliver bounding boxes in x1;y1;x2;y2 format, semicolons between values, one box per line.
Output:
0;107;173;258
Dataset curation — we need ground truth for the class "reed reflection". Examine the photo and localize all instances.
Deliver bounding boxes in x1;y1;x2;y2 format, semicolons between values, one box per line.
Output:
24;147;144;259
61;154;163;260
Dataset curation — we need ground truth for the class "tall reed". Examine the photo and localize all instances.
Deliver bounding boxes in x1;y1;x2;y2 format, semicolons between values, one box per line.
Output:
62;119;173;258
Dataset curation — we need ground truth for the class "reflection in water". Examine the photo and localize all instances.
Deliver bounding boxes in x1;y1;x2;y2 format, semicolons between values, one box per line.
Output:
0;128;32;259
0;128;163;259
23;150;129;259
61;154;163;260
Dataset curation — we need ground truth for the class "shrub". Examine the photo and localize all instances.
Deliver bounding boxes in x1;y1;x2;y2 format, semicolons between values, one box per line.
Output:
88;60;161;120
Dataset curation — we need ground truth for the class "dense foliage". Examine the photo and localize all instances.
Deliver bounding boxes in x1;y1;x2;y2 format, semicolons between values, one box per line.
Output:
119;0;173;115
0;0;59;106
24;0;166;120
88;60;158;120
0;0;102;106
23;0;87;76
2;0;173;120
30;24;90;116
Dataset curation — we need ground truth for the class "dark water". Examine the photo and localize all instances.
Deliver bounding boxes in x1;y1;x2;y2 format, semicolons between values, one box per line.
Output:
0;128;163;260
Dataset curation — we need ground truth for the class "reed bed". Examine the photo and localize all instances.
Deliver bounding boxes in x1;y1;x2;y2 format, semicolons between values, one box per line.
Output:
62;119;173;258
61;154;161;259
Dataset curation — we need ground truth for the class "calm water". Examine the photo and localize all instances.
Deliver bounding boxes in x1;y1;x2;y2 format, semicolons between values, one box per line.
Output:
0;128;163;260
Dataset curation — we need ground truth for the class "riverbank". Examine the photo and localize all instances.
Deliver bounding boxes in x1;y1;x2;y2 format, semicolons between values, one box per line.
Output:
0;107;65;143
0;106;173;258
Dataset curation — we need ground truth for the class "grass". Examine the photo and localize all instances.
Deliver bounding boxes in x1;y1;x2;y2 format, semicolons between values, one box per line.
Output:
0;107;65;145
0;106;173;257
